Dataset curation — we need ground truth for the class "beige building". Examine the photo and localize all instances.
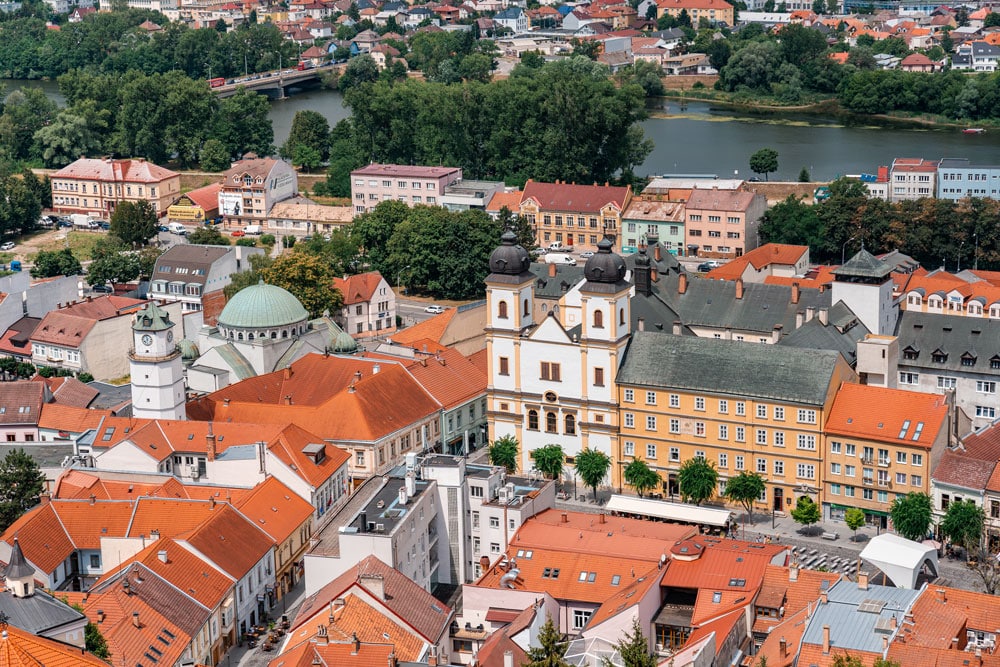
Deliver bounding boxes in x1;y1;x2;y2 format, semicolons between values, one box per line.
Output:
684;187;766;259
219;156;298;229
50;157;181;219
267;197;353;238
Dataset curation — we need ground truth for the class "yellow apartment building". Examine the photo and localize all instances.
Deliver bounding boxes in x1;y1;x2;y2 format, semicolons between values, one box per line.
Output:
823;383;950;530
615;332;856;514
519;180;632;253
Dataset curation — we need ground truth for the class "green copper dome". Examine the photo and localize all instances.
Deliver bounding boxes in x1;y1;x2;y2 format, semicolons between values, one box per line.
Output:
178;338;200;361
218;281;309;329
332;329;358;354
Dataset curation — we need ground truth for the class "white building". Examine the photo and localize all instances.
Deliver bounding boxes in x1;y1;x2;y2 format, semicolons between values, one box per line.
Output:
130;302;186;421
830;249;897;336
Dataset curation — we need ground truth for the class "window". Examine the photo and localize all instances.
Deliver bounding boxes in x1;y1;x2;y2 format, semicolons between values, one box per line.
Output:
528;409;539;430
845;465;856;477
624;441;635;456
471;485;484;498
669;394;680;408
546;412;557;433
718;424;728;440
756;458;767;474
489;516;500;528
978;381;997;394
757;404;767;419
897;451;907;464
735;455;745;470
797;464;815;479
90;554;100;568
774;406;784;421
863;488;874;500
646;391;657;405
498;301;508;319
830;484;841;495
594;368;605;387
490;543;501;554
774;432;785;447
797;409;817;424
736;402;746;416
647;444;657;459
719;400;728;414
646;416;657;431
624;413;635;428
694;397;705;411
846;443;856;457
911;453;923;466
669;418;680;434
695;421;705;436
565;414;576;435
669;447;680;462
499;357;509;376
962;354;977;367
774;460;784;476
472;512;480;529
845;486;855;497
899;372;919;385
797;434;816;450
831;462;841;475
831;441;842;454
756;429;768;445
356;450;365;466
593;310;604;328
736;426;745;442
896;472;907;485
719;453;728;468
624;389;634;403
938;376;957;389
977;406;997;418
540;362;561;382
573;610;592;630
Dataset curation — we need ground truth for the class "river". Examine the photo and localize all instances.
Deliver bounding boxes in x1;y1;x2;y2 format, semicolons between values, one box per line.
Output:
7;78;1000;181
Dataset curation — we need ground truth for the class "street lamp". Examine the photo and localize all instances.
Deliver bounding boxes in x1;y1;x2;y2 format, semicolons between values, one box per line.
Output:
958;240;965;272
842;236;856;265
397;265;411;294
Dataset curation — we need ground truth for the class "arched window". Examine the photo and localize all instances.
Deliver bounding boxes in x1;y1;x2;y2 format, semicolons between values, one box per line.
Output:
498;301;509;319
523;298;530;316
593;310;604;328
565;414;576;435
546;412;558;433
271;331;277;339
527;409;539;430
619;307;625;325
237;332;244;341
248;333;254;341
542;304;548;313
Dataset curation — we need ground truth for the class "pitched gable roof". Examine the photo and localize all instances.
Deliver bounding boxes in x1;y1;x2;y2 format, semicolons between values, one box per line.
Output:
182;504;272;579
332;272;386;306
826;383;948;448
521;180;631;214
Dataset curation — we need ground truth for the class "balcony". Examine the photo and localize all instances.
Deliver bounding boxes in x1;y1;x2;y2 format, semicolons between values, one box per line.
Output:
861;456;874;465
878;459;891;468
878;480;892;488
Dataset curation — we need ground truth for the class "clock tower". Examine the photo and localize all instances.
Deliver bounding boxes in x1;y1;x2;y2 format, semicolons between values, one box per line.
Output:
130;302;186;420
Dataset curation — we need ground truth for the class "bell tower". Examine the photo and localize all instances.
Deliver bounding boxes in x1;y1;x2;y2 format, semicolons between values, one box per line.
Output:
129;303;186;420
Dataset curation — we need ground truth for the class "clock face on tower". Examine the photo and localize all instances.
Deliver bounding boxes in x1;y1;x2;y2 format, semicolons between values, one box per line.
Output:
167;330;174;342
141;334;153;346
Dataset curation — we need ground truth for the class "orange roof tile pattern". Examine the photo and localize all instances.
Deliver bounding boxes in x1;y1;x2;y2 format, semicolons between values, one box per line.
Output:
389;309;456;347
0;503;75;575
130;538;234;609
486;188;522;212
234;476;313;544
755;605;810;667
706;244;808;281
898;270;1000;308
752;565;841;634
127;497;221;539
401;347;486;410
183;504;272;579
659;538;784;596
764;265;837;290
825;383;948;448
0;623;110;667
586;565;662;627
521;180;631;214
52;157;178;183
332;272;386;306
37;404;112;432
268;640;396;667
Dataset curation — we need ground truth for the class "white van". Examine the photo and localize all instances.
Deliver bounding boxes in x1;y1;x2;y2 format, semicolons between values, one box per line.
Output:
168;222;188;235
244;225;262;235
544;254;577;266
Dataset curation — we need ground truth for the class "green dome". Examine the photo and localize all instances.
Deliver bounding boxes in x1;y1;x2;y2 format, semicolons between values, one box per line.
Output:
332;329;358;354
178;339;200;361
218;282;309;329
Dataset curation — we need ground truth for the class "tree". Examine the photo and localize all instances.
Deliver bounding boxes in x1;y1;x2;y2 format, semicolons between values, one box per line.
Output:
187;226;229;245
798;167;811;182
85;236;141;286
30;248;82;278
890;492;932;541
339;55;380;91
0;449;45;532
85;621;110;659
985;12;1000;28
968;546;1000;595
845;507;866;542
749;148;779;181
940;499;985;553
215;87;274;159
604;617;656;667
200;138;232;172
832;656;901;667
525;615;569;667
489;435;519;473
624;458;660;498
724;471;765;524
575;448;611;502
280;109;331;162
677;457;718;505
33;100;110;168
223;253;274;299
260;252;342;318
496;206;536;251
533;444;565;481
110;200;157;246
791;495;821;530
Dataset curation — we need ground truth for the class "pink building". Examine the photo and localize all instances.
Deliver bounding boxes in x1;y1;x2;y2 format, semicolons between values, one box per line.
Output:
684;187;766;259
350;164;463;216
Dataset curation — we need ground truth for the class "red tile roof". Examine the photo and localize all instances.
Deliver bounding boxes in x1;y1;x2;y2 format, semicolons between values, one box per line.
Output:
685;187;757;212
180;182;222;212
706;243;808;281
332;272;386;306
0;504;75;575
36;404;113;433
0;381;45;425
825;383;948;448
401;347;486;410
521;180;631;214
486;190;523;213
0;623;111;666
234;476;314;544
182;504;272;580
390;310;456;348
52;158;178;184
753;565;841;634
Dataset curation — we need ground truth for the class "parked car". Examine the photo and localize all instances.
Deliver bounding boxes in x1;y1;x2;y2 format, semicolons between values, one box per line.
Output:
92;284;113;293
530;247;547;258
0;242;15;251
579;251;595;259
56;219;72;229
231;230;246;237
424;305;445;314
697;261;722;272
158;225;169;232
97;221;111;230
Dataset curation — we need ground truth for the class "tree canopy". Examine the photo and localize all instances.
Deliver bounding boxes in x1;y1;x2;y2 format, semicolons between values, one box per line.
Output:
940;500;985;552
0;449;45;532
533;444;565;481
724;471;765;523
624;458;660;498
604;617;656;667
677;457;718;505
31;248;82;278
749;148;779;181
110;200;157;246
890;492;933;542
575;448;611;501
791;495;821;528
489;435;519;473
526;615;569;667
845;507;866;541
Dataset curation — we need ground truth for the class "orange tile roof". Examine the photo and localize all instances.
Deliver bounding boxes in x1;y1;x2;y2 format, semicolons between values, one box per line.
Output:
183;504;272;580
466;348;487;375
706;243;808;281
0;504;75;575
124;538;234;609
401;347;486;410
586;564;662;627
755;605;809;667
127;498;220;539
181;182;222;212
234;476;314;544
753;565;841;634
825;383;948;448
688;606;745;648
52;158;178;183
269;640;397;667
763;265;837;290
901;585;1000;651
0;623;111;666
390;309;457;347
47;500;133;550
332;272;386;306
38;404;113;433
659;538;784;597
522;180;631;214
686;188;757;212
265;424;350;488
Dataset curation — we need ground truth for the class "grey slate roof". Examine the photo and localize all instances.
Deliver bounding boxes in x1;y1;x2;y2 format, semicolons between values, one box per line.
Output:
895;311;1000;372
4;538;34;579
0;588;85;635
833;249;892;280
801;580;920;655
778;315;870;366
151;245;230;288
617;331;844;406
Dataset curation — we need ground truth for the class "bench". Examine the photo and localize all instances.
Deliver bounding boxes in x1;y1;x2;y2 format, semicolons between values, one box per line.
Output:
822;532;840;541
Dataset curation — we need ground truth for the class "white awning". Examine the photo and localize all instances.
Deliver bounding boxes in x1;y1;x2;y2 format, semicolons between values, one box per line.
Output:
605;494;733;528
860;533;938;589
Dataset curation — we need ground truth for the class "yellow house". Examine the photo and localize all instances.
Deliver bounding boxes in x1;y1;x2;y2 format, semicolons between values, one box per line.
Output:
615;332;856;513
519;180;632;253
655;0;734;25
823;383;950;530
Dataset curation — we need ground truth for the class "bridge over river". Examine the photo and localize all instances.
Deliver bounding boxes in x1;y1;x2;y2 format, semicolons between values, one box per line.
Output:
211;62;342;98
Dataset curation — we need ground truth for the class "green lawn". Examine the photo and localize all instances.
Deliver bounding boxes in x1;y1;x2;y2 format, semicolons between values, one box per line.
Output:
30;232;104;262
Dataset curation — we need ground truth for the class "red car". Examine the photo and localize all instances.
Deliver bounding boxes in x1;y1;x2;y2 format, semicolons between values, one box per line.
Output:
231;230;246;237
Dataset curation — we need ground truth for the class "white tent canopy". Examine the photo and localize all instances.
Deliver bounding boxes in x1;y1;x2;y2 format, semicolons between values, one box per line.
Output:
860;533;939;589
605;494;734;528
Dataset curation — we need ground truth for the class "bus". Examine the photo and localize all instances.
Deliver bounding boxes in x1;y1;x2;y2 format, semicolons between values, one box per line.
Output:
208;77;226;88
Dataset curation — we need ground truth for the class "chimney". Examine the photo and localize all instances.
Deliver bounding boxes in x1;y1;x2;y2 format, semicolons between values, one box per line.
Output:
791;282;801;304
97;610;105;623
90;494;96;505
678;273;687;294
503;650;515;667
891;615;898;630
223;398;231;407
360;573;385;601
560;512;569;523
882;635;889;651
822;625;831;654
480;555;490;571
779;637;787;658
352;632;360;655
789;563;798;582
157;549;168;563
936;588;946;603
672;321;682;336
206;426;217;462
209;496;216;510
820;591;828;604
132;611;141;628
284;394;293;406
805;306;815;322
796;310;805;329
858;572;869;591
637;317;645;332
818;307;829;325
284;366;292;380
388;652;397;667
735;278;744;300
38;492;50;506
650;265;658;282
428;647;440;667
399;486;408;505
772;324;783;344
599;513;606;524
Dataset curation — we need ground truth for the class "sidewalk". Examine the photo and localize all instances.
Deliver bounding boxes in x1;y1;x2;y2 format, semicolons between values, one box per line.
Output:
232;579;309;667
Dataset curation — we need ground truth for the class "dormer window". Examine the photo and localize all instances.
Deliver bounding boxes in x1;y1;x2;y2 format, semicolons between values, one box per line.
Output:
931;350;947;364
962;353;976;367
903;347;919;361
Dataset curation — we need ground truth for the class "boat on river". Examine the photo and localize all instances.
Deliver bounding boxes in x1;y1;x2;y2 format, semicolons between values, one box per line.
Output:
963;128;986;135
